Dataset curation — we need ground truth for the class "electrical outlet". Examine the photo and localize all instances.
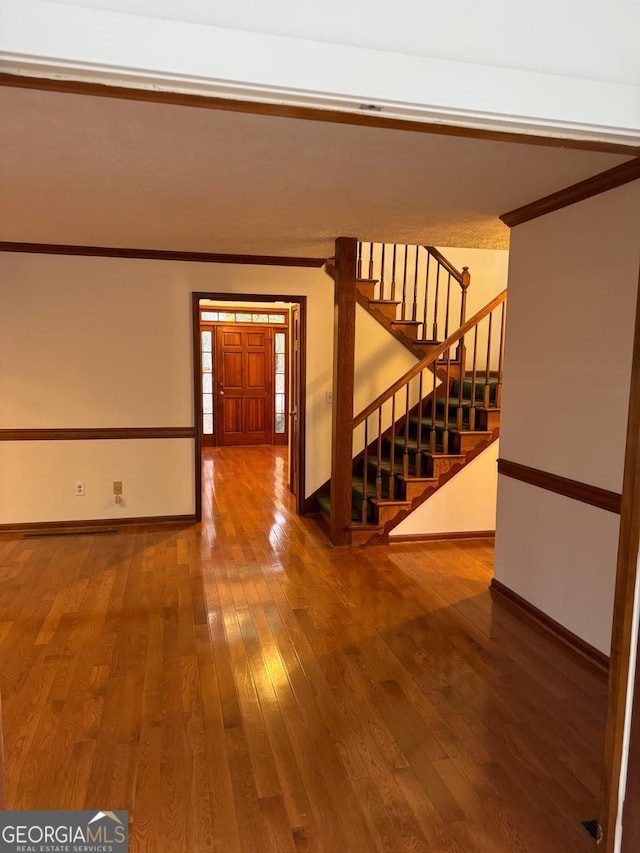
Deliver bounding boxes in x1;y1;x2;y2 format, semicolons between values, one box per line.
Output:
113;481;123;495
75;481;85;496
325;391;333;404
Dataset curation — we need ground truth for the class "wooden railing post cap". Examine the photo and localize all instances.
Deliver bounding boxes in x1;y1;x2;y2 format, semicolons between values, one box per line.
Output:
461;267;471;288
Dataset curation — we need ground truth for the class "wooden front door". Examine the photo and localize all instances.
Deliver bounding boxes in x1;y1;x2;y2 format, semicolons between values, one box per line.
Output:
216;325;272;445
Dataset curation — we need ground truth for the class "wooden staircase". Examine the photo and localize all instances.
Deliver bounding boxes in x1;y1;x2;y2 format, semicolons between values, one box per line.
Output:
320;241;506;546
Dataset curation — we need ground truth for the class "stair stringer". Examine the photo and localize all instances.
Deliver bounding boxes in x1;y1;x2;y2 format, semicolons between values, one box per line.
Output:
351;426;500;546
355;288;435;360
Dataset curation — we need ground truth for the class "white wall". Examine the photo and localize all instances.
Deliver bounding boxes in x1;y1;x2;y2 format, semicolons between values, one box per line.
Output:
494;180;640;653
0;253;333;523
33;0;639;88
1;1;638;145
391;441;499;538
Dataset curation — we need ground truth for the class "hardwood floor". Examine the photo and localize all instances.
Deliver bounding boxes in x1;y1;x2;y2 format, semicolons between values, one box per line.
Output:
0;446;604;851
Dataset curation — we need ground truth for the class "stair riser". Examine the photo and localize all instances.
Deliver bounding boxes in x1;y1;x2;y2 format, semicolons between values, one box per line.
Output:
356;281;376;300
451;432;493;454
375;303;399;321
476;409;500;431
426;456;466;479
390;321;421;341
403;480;438;501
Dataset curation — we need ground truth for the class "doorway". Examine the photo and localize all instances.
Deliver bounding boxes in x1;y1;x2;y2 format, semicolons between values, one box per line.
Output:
199;305;289;447
192;292;307;518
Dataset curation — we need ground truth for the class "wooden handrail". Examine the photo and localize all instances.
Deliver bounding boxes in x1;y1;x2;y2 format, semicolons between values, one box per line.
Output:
424;246;463;283
353;289;507;427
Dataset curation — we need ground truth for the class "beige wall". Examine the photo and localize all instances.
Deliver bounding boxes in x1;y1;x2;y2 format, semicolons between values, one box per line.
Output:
437;245;509;318
354;302;417;414
390;441;499;538
494;180;640;653
0;253;333;523
1;244;509;527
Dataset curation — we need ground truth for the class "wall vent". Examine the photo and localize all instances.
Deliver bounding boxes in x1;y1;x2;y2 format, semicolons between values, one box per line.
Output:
23;529;120;539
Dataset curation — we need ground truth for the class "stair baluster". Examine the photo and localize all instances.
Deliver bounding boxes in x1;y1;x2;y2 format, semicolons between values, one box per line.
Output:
422;252;431;339
379;243;386;300
483;312;494;409
389;396;396;501
391;244;397;302
469;325;479;430
416;372;424;477
412;246;419;322
403;384;410;480
430;365;437;454
376;407;383;502
368;242;374;281
357;242;363;279
457;341;465;432
362;419;369;522
497;300;506;408
433;263;440;341
444;272;452;339
401;246;408;321
443;347;451;454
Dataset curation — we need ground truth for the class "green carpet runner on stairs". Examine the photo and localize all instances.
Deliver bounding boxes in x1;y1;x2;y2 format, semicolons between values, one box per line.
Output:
318;374;498;525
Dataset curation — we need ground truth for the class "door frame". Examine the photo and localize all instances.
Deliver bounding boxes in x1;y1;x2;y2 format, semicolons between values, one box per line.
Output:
192;291;307;519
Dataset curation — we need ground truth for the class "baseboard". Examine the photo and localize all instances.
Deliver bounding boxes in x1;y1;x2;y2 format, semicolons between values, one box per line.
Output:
490;578;609;673
390;530;495;543
0;514;198;535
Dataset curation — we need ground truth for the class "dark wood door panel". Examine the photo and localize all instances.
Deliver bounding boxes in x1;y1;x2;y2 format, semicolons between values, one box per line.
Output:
247;352;267;388
221;351;243;388
216;324;272;446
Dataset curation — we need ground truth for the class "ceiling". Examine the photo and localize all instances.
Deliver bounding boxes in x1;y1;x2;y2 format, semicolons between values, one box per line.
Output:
0;85;631;257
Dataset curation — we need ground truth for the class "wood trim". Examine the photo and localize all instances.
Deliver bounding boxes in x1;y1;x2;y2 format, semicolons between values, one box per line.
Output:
390;530;495;543
0;514;198;534
490;578;610;673
296;298;308;516
0;240;326;267
200;305;288;322
0;690;4;809
0;73;638;156
0;427;195;441
622;643;640;850
423;246;463;283
500;159;640;227
193;293;204;523
498;458;622;514
601;267;640;851
330;237;358;546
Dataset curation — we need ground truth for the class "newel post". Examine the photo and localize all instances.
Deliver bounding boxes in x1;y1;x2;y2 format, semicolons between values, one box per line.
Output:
330;237;358;546
457;266;471;364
